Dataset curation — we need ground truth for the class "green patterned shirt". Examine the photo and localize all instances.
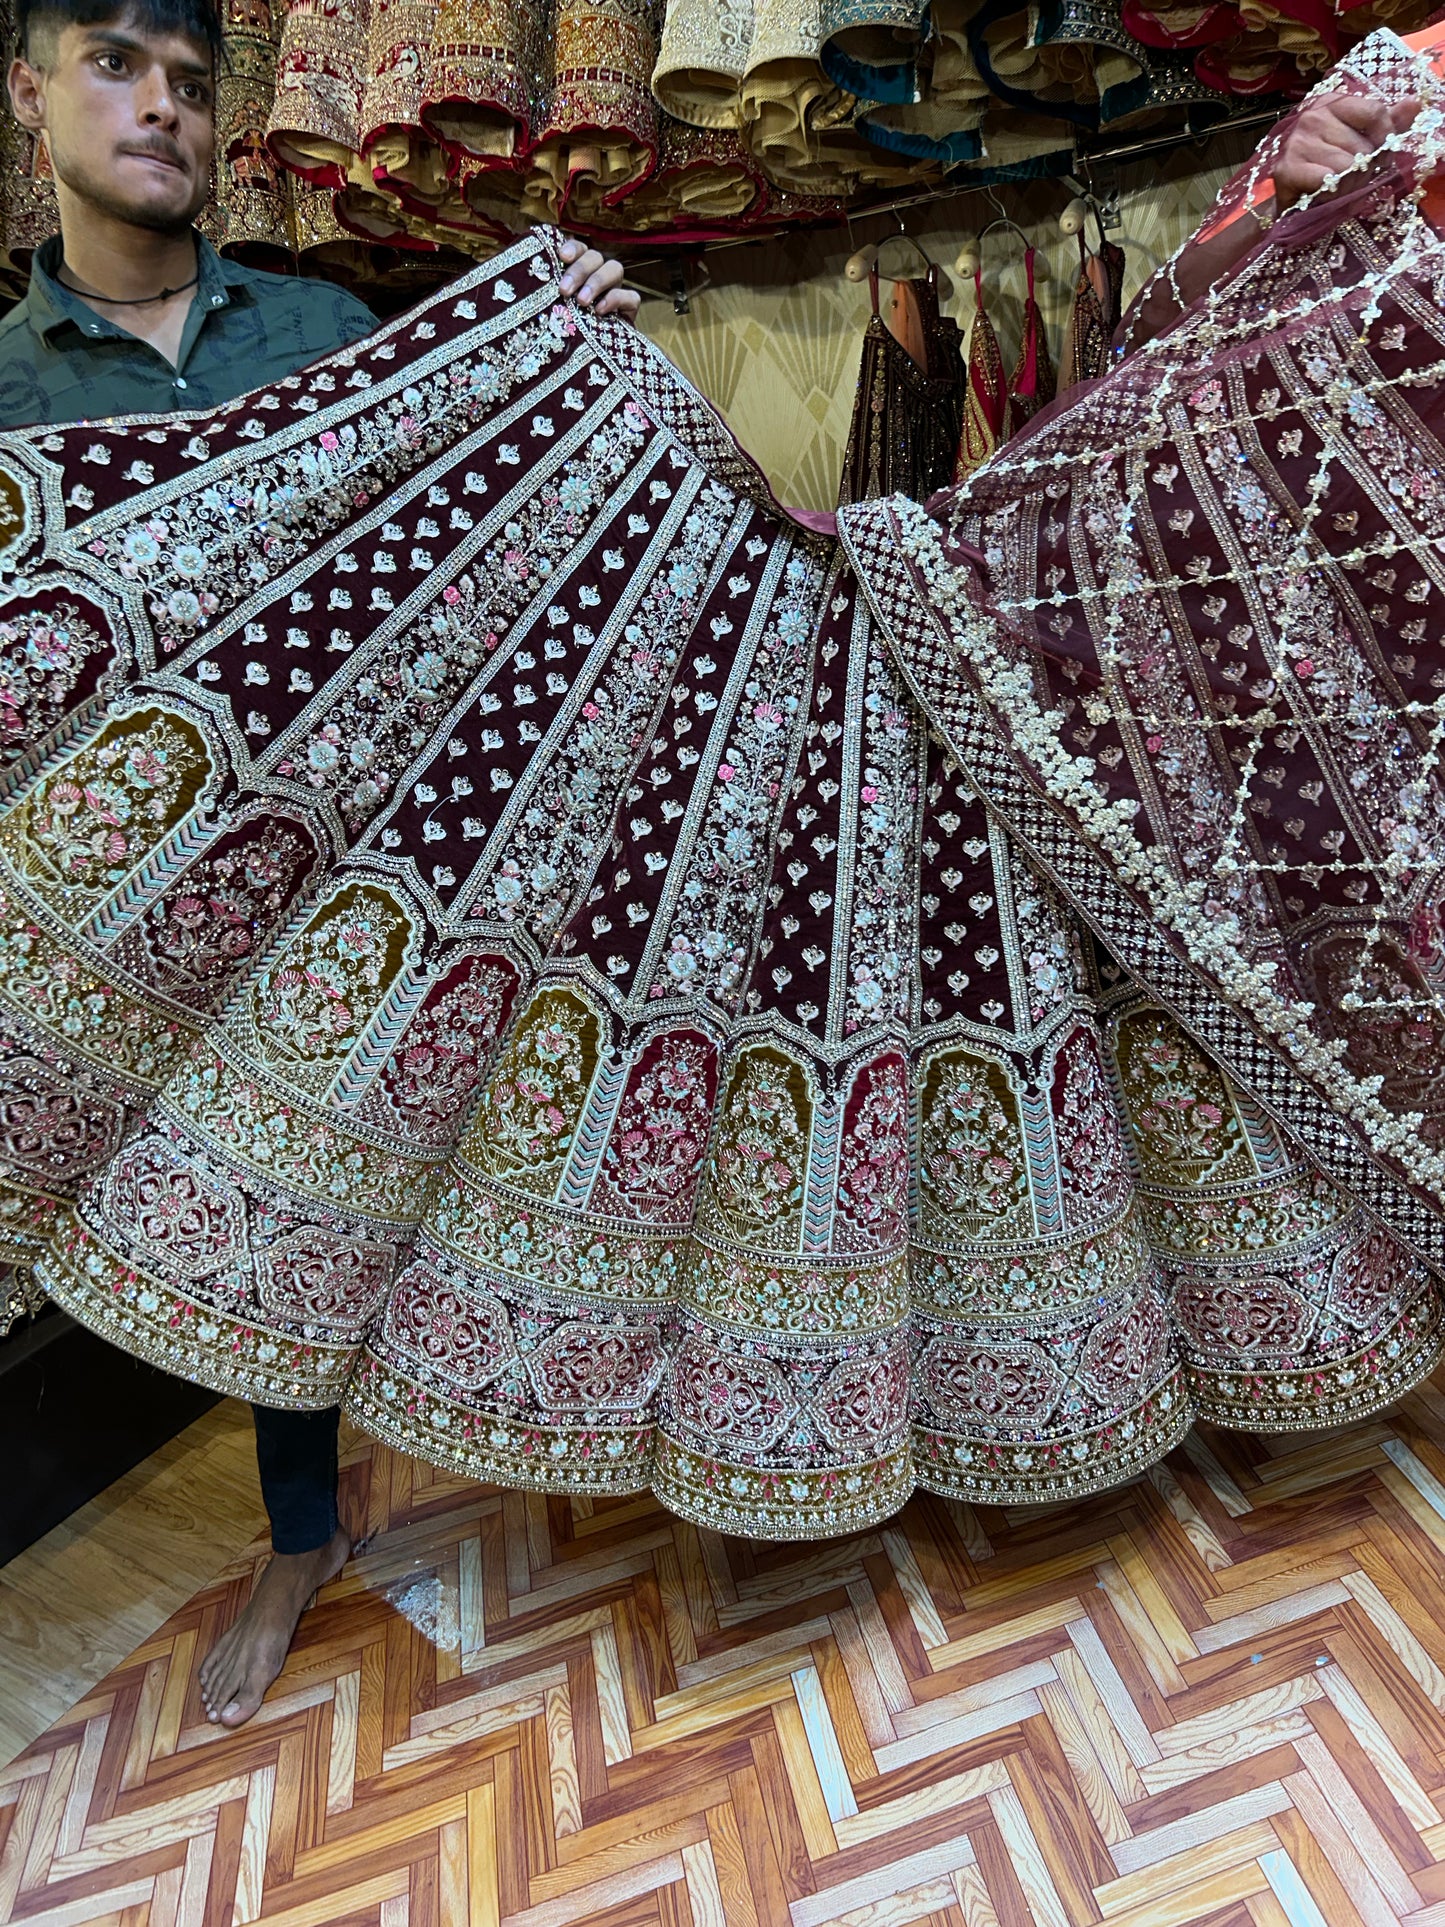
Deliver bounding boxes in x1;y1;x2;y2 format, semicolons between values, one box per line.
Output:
0;230;377;429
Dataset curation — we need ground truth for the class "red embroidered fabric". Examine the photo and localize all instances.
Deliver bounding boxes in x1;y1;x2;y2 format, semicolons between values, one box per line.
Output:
1006;247;1057;435
953;266;1008;483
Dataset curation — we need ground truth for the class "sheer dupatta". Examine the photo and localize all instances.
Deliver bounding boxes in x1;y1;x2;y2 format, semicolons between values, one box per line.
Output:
841;27;1445;1269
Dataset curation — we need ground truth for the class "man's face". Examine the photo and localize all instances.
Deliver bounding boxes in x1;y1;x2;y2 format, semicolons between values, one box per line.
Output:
8;13;216;233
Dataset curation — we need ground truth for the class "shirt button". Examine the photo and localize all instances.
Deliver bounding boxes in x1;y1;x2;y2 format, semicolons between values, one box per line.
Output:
174;377;187;390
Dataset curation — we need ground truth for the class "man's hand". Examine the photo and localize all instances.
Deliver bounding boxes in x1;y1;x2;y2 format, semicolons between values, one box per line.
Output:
558;237;641;322
1274;91;1417;211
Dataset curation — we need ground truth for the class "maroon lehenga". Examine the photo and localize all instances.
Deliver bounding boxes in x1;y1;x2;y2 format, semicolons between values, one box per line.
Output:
837;266;964;506
1;31;1444;1537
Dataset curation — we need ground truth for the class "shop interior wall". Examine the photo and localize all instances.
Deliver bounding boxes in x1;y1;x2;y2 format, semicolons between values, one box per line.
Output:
637;138;1249;512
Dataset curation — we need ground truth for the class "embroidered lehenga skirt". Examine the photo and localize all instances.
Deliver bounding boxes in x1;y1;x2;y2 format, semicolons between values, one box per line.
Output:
3;64;1445;1533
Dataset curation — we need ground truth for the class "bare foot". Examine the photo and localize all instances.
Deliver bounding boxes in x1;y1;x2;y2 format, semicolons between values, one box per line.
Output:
199;1525;351;1729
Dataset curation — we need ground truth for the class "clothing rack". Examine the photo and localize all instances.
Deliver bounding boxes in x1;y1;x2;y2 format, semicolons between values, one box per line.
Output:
623;101;1283;291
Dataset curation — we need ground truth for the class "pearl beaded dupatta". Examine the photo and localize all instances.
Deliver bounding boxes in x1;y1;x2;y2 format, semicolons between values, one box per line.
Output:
842;29;1445;1274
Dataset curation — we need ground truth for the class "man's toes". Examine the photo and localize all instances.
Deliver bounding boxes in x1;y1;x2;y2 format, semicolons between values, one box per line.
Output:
219;1664;273;1729
200;1641;245;1721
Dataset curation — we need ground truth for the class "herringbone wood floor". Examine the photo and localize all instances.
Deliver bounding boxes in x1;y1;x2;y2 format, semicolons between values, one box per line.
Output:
15;1384;1445;1927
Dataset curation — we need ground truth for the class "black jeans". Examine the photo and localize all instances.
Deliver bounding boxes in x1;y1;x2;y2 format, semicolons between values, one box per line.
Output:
251;1404;341;1555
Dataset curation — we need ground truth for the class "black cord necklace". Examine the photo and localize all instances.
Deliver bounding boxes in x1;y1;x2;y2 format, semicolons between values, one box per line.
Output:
57;260;200;306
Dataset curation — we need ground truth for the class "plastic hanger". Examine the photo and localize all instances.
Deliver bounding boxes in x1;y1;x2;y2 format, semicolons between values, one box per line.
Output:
954;189;1046;283
845;215;933;285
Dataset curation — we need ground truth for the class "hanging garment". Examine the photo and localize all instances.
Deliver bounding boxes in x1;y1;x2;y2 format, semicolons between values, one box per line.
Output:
923;261;967;393
839;25;1445;1308
953;265;1008;481
1056;219;1125;392
838;267;965;506
1005;245;1056;434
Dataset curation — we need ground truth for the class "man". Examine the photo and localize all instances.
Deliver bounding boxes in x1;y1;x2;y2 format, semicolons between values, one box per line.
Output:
1;0;639;1729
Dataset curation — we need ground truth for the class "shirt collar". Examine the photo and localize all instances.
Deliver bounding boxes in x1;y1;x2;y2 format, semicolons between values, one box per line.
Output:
24;231;248;344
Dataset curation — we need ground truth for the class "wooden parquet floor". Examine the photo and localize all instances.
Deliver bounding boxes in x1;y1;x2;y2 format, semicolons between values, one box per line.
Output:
18;1385;1445;1927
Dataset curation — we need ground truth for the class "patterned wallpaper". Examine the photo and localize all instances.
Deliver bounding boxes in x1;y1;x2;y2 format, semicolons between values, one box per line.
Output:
637;139;1248;510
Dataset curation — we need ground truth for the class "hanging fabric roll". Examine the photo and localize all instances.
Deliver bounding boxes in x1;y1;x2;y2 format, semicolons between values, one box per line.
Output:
945;109;1077;181
0;0;45;291
739;0;858;189
1194;28;1312;92
1039;0;1155;121
334;149;439;244
267;0;370;186
289;173;371;277
431;0;554;239
1121;0;1240;46
965;0;1151;127
849;3;990;172
1103;47;1232;129
816;0;1009;171
599;115;768;230
527;0;661;224
738;0;933;193
654;0;943;191
362;0;454;217
974;5;1091;114
1118;0;1344;91
1236;0;1341;75
459;154;535;232
414;152;514;243
818;0;929;100
200;0;294;271
651;0;754;127
856;103;986;164
930;0;999;126
421;0;547;160
0;117;58;280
